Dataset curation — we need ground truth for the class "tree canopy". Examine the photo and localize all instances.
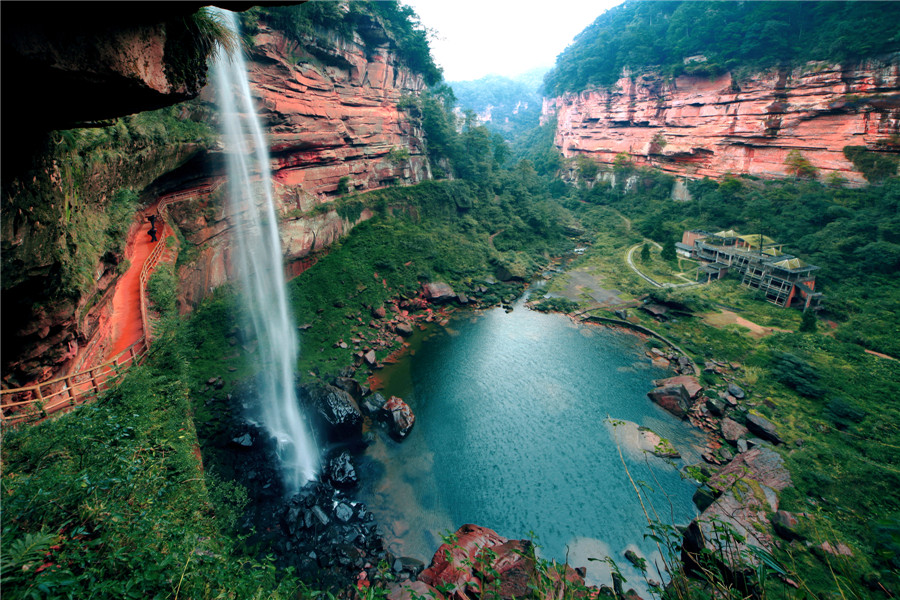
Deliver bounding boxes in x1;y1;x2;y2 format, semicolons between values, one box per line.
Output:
544;1;900;95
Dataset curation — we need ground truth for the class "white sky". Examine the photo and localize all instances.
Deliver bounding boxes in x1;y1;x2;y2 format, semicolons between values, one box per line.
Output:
403;0;625;82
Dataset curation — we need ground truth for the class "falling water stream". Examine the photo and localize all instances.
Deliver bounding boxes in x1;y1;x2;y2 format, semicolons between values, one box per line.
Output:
213;10;319;490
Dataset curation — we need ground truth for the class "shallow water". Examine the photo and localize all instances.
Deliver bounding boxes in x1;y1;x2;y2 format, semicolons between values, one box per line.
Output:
357;296;705;592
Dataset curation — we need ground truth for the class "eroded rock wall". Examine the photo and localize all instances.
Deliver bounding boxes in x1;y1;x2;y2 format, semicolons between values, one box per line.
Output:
247;22;430;196
171;21;430;309
544;54;900;185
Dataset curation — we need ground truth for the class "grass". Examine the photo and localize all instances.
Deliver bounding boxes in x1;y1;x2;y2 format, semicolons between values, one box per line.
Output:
0;311;302;599
539;201;900;597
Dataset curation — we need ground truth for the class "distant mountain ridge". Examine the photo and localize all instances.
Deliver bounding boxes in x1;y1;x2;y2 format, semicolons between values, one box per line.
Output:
449;68;548;141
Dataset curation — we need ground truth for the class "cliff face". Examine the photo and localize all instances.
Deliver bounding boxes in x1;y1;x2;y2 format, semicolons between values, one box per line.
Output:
1;15;431;389
544;54;900;185
249;22;430;196
170;20;430;309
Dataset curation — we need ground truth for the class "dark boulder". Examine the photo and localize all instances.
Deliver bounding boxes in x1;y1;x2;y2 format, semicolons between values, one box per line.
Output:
727;383;746;399
771;510;804;541
325;451;358;490
361;392;387;416
705;397;725;417
311;384;363;441
693;485;718;512
746;413;782;444
333;376;365;401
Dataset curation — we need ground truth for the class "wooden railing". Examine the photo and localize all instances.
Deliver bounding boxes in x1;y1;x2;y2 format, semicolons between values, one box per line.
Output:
0;338;147;425
0;183;220;426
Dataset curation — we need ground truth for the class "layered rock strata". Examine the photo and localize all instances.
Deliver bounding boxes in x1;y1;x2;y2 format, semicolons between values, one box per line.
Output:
244;20;430;197
545;54;900;185
170;19;432;308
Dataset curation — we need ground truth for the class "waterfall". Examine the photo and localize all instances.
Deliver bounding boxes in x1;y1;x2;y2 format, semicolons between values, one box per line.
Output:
212;9;319;491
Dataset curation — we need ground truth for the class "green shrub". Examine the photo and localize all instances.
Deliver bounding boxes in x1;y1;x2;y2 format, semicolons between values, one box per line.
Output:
771;352;823;397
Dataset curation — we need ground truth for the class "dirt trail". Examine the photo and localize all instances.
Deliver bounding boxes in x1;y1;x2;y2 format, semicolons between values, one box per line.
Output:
106;207;161;359
701;310;790;339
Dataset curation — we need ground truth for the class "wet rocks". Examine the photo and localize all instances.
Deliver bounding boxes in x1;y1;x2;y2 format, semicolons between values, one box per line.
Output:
380;396;416;440
647;383;693;418
325;451;359;490
310;384;363;441
278;479;388;587
361;391;387;416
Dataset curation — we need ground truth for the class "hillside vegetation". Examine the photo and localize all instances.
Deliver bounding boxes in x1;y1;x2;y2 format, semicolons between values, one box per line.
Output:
544;0;900;95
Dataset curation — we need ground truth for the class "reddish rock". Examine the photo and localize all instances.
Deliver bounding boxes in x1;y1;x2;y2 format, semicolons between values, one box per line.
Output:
381;395;415;439
373;306;387;319
720;417;749;443
647;384;693;418
820;541;853;557
545;56;900;186
419;524;586;600
654;375;702;399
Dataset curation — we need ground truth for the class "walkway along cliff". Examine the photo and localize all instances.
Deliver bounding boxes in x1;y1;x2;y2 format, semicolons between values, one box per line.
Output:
1;9;432;398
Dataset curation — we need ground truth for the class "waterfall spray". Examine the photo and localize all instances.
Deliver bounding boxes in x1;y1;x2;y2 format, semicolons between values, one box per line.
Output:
212;9;319;490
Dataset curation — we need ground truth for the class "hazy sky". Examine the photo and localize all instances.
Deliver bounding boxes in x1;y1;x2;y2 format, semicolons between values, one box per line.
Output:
403;0;624;82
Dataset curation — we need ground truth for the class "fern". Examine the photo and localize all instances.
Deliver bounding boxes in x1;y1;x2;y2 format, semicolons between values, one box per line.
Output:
0;530;56;584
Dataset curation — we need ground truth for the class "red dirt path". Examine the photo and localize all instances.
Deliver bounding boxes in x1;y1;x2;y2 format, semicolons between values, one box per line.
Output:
105;209;161;359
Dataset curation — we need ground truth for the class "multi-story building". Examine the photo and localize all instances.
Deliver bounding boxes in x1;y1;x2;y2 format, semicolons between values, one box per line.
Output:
681;230;822;311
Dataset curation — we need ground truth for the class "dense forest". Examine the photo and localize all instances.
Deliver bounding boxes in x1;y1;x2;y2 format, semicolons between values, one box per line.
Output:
448;69;547;141
544;0;900;94
3;2;900;599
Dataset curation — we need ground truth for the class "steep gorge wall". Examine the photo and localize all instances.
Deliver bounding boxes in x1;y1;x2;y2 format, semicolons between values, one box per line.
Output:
169;20;430;310
2;15;431;390
544;54;900;185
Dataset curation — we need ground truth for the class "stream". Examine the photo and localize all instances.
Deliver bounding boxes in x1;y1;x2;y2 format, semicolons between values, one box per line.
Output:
356;291;706;592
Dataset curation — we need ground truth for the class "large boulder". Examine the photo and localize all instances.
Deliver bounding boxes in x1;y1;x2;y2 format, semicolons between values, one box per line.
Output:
419;524;586;600
720;417;749;444
422;282;456;303
746;413;783;444
394;321;414;337
654;375;703;399
647;384;693;418
310;384;363;441
683;448;793;572
380;396;416;440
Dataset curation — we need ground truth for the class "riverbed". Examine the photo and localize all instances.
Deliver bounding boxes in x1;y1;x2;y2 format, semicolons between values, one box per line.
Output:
356;294;706;592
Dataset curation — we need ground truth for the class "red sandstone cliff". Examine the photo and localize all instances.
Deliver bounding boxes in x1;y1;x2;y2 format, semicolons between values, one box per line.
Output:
544;54;900;185
167;21;431;310
2;14;432;390
248;21;430;197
